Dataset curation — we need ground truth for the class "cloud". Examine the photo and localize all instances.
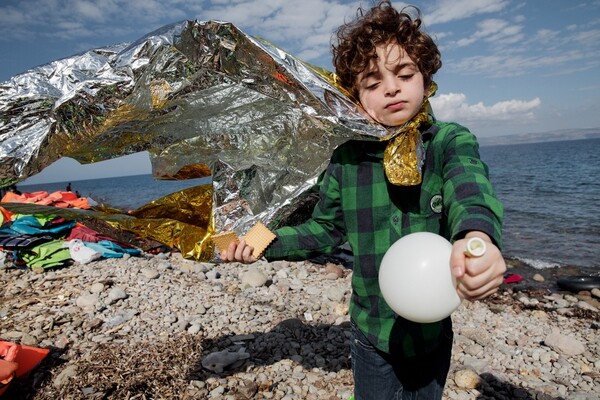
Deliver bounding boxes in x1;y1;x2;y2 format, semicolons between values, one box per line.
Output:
0;0;194;43
430;92;541;123
572;28;600;45
435;3;600;79
425;0;510;25
446;16;525;50
447;47;594;78
0;0;361;67
198;0;359;63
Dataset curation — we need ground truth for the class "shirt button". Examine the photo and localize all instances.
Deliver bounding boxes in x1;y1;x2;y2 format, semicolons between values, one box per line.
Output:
392;216;399;224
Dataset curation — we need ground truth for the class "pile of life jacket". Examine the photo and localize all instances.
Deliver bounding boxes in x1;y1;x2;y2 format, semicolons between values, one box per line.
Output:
0;206;141;270
1;191;95;209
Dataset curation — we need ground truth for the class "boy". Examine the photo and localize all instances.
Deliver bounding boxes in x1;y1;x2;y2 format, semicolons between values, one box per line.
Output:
221;2;506;399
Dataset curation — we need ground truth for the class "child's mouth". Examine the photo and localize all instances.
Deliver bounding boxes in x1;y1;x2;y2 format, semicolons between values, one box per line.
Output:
386;101;406;111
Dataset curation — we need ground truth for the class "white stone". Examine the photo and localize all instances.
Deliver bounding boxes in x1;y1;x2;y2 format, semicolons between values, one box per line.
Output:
544;332;586;356
454;368;481;389
241;267;268;287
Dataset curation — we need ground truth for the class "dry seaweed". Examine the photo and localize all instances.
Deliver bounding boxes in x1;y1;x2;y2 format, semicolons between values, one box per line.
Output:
4;334;205;400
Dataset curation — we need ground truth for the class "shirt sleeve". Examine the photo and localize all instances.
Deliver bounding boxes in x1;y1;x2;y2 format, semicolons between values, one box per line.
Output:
439;124;504;248
264;159;347;261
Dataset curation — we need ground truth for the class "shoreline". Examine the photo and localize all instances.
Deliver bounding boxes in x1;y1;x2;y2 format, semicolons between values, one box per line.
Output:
503;257;600;294
0;252;599;399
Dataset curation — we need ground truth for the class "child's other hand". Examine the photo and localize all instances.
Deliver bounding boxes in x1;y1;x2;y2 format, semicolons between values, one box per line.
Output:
220;239;257;264
450;232;506;301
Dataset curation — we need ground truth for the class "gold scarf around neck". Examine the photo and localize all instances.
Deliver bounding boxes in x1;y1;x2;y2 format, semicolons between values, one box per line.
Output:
383;82;436;186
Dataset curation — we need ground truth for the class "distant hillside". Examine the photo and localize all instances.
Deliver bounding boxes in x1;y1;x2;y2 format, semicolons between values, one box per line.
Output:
478;127;600;147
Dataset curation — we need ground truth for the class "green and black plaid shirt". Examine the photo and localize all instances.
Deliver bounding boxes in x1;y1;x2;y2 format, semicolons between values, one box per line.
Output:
265;121;503;356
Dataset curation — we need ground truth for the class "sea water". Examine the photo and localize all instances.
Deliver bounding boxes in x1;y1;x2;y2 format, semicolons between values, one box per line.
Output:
480;137;599;270
19;174;212;211
19;138;600;271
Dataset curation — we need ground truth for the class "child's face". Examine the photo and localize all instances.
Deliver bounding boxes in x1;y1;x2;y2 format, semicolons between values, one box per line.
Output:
356;41;426;127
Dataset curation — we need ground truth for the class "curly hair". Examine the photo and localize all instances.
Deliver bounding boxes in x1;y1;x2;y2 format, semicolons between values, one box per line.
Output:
332;1;441;99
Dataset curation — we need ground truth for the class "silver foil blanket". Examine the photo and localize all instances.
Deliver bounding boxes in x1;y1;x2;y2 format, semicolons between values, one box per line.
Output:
0;20;387;234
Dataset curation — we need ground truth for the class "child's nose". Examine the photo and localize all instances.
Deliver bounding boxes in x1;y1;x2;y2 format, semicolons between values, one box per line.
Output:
383;76;401;95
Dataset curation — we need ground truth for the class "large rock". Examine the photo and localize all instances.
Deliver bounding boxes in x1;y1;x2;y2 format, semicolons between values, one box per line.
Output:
241;267;269;288
544;331;585;356
454;368;481;389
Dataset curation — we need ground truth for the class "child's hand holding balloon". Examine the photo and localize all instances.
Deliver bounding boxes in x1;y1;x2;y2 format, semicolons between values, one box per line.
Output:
451;232;506;301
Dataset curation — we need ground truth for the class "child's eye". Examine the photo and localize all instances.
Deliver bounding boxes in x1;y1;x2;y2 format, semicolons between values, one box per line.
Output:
399;74;414;81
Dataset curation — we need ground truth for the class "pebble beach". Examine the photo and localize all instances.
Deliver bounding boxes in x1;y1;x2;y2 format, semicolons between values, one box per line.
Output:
1;252;599;400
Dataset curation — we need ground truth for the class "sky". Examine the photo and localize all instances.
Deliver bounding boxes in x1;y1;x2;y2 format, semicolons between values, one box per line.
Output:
1;0;600;183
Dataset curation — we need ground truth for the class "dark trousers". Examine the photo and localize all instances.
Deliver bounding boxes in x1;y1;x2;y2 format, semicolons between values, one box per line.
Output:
350;321;453;400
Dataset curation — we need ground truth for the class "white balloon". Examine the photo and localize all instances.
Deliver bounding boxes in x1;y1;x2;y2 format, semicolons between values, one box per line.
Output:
379;232;462;323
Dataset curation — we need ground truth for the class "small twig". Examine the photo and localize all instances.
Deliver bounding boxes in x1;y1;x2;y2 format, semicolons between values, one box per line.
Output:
36;274;81;286
15;298;40;308
104;323;125;334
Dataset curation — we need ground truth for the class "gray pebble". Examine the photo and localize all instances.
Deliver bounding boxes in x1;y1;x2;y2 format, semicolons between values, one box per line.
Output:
241;267;268;288
141;268;160;279
107;287;127;304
